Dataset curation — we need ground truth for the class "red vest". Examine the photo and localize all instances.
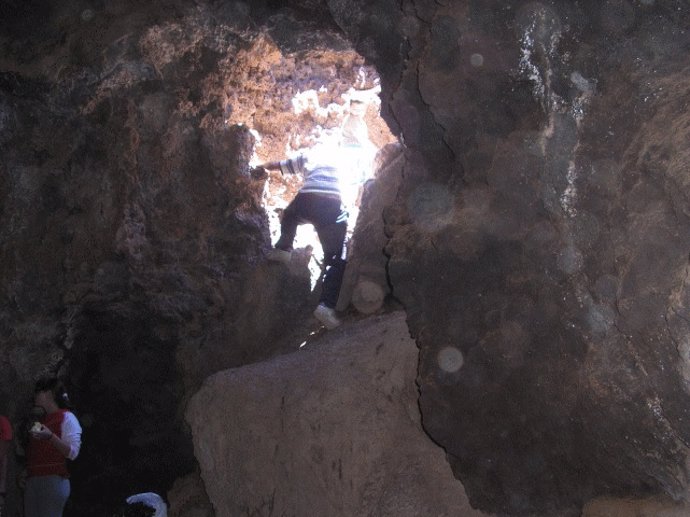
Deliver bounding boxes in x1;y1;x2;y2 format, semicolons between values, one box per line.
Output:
27;409;70;478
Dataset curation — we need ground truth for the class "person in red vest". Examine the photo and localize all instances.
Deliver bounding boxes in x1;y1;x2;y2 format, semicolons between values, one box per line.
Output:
25;377;82;517
0;414;12;517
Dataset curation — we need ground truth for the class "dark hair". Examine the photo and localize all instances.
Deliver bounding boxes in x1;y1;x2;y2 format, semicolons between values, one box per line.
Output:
34;376;72;409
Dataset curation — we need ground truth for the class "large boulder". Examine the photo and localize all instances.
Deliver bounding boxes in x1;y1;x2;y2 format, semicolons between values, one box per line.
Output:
186;311;488;517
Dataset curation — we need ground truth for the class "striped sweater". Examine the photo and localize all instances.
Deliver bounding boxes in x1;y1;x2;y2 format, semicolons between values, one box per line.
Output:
279;144;343;197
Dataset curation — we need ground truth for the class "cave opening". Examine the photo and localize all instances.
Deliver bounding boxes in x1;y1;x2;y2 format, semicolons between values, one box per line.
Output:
66;305;195;514
224;35;399;299
252;86;384;291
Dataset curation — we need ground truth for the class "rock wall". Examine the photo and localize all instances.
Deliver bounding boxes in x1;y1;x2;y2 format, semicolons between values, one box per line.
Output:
0;2;382;513
361;0;690;515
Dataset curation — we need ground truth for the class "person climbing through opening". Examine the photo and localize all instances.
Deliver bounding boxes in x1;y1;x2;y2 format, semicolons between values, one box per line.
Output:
251;99;372;329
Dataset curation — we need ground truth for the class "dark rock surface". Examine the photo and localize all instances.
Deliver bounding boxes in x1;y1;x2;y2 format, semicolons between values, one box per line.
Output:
381;1;690;515
1;0;689;516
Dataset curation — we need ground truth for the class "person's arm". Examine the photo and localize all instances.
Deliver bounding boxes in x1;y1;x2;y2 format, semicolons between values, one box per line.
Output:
249;160;282;180
45;432;76;460
260;161;282;171
260;156;305;176
31;413;82;460
250;157;303;180
57;412;82;460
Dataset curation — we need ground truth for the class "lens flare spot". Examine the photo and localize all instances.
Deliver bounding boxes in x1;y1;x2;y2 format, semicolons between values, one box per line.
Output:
556;245;583;275
470;53;484;67
352;279;385;315
407;182;455;232
437;346;464;373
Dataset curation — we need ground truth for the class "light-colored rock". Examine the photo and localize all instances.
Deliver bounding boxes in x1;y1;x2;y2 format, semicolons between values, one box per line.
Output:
186;311;489;517
582;496;690;517
167;471;214;517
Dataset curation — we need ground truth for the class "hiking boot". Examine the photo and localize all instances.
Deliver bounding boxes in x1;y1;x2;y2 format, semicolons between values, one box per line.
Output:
313;303;341;329
266;248;291;264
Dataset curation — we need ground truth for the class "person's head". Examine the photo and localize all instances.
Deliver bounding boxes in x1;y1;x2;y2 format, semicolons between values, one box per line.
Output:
34;376;71;412
349;98;366;117
340;101;369;146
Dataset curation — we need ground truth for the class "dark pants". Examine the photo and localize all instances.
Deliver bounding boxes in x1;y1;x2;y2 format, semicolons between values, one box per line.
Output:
276;192;348;308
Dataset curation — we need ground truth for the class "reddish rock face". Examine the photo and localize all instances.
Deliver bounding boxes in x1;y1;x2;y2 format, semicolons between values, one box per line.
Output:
1;0;690;516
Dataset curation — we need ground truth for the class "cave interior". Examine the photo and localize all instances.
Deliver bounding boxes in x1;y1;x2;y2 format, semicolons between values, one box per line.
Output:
1;0;690;516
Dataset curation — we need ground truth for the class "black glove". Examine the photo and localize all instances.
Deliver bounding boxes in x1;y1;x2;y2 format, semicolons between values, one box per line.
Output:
249;166;268;180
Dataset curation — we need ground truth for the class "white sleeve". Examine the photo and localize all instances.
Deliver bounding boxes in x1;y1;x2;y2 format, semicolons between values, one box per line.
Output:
61;412;82;460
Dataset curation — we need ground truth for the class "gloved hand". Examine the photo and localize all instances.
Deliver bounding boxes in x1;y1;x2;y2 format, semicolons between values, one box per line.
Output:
249;166;268;180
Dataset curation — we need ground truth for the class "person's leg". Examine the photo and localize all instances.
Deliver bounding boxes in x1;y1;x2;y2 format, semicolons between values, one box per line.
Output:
44;476;70;517
26;476;70;517
24;477;40;517
317;220;348;308
275;193;309;252
312;198;348;309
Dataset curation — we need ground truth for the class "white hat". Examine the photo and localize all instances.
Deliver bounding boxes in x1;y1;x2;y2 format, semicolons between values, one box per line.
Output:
126;493;168;517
